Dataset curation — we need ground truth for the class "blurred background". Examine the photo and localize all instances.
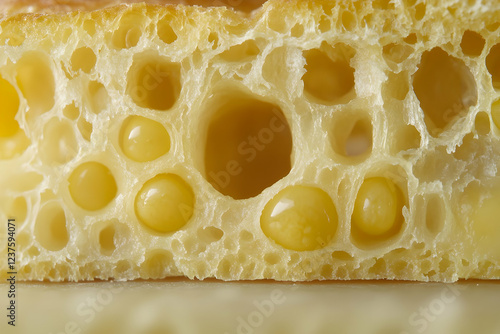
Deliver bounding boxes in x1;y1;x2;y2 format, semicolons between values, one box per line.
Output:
2;280;500;334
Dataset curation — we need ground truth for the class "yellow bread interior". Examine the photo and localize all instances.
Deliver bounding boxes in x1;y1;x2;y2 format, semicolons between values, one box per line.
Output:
1;0;500;281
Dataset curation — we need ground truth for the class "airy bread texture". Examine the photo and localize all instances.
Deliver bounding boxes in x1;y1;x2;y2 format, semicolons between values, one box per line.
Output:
1;0;500;282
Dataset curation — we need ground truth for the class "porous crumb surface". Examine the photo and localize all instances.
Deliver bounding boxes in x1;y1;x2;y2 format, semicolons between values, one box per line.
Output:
1;0;500;282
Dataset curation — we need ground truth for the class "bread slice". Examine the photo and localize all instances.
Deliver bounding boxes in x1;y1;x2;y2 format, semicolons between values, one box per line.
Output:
0;0;500;282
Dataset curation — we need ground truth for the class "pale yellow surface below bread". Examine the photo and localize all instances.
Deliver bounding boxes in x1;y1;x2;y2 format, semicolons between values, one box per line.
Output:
1;0;500;282
1;281;500;334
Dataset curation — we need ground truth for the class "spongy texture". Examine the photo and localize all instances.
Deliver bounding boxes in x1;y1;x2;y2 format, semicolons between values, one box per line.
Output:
1;0;500;282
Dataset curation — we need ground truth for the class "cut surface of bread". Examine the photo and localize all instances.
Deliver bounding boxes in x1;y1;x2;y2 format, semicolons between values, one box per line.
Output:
1;0;500;282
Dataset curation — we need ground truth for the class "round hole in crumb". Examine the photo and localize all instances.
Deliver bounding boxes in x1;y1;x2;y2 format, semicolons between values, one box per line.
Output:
70;47;96;73
16;51;55;116
208;31;219;50
112;12;145;49
127;52;181;111
135;174;194;233
157;16;178;44
77;117;92;141
413;47;477;136
0;76;20;137
6;196;27;223
98;224;116;256
68;161;117;211
142;250;177;278
351;177;405;247
219;39;261;62
475;112;490;135
87;81;109;114
203;90;292;199
460;30;485;57
35;202;69;251
260;185;338;251
63;102;80;120
486;43;500;89
329;110;373;163
40;118;78;165
491;99;500;130
0;76;30;159
119;115;170;162
425;194;445;235
302;43;355;104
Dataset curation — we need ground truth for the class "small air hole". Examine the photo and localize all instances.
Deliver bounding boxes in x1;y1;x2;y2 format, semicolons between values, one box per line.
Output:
413;47;477;136
112;12;145;49
492;100;500;130
83;19;96;36
0;76;30;159
460;30;485;57
486;43;500;89
290;24;304;37
70;47;96;74
78;117;92;141
87;81;109;114
63;103;80;120
35;202;69;251
208;32;219;50
219;40;260;62
264;253;280;265
425;195;445;235
383;71;409;101
157;16;178;44
16;51;55;116
99;224;116;256
351;176;406;248
267;10;286;33
383;43;413;64
302;44;355;104
40;118;78;165
341;11;356;31
404;33;417;44
330;111;372;163
127;52;181;111
414;3;426;20
6;196;27;223
197;226;224;244
393;125;421;153
475;112;490;135
318;16;331;33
